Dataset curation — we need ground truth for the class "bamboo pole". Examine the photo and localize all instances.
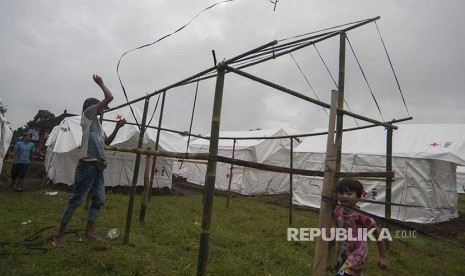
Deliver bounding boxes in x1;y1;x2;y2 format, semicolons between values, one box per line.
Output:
139;151;151;223
312;90;339;276
226;139;236;208
105;146;210;160
197;64;226;276
190;17;382;85
216;155;393;178
327;31;346;271
385;127;393;250
123;98;149;245
224;65;397;130
148;91;167;202
106;41;276;114
288;138;294;225
105;146;393;179
385;128;393;219
103;116;411;142
335;32;346;175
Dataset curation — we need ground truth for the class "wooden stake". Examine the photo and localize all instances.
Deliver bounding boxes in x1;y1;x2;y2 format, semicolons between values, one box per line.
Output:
312;90;339;275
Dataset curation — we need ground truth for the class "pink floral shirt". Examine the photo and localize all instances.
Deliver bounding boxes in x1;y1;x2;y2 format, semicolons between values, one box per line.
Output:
334;205;376;275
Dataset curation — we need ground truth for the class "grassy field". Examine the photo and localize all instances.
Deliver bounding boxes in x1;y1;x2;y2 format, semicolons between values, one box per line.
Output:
1;188;465;275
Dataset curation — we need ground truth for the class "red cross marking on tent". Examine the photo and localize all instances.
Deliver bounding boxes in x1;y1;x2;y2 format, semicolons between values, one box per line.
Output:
430;142;440;147
116;114;124;120
154;168;159;174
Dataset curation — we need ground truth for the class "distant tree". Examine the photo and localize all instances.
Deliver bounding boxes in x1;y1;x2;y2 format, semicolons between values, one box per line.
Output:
28;110;55;124
0;98;7;115
10;109;56;146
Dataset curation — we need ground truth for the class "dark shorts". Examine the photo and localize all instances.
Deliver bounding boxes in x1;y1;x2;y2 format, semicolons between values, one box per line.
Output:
11;163;30;180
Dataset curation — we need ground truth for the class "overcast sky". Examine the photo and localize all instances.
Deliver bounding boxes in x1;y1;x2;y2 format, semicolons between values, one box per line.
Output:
1;0;464;136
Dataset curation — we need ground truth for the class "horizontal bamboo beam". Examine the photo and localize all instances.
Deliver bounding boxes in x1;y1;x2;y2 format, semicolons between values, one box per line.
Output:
105;146;394;179
225;66;397;130
105;146;210;161
215;155;324;177
215;155;394;179
336;171;394;178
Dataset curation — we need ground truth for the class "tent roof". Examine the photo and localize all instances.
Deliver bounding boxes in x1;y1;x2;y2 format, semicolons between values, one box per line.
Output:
295;124;465;165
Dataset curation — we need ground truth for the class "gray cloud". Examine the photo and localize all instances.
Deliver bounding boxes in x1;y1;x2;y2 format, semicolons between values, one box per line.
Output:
1;0;464;135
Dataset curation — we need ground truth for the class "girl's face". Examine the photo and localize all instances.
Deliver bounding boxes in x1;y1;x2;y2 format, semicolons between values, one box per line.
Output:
336;190;358;207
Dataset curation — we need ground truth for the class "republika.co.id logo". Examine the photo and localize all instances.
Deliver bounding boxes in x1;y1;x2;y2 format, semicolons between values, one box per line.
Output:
287;228;416;242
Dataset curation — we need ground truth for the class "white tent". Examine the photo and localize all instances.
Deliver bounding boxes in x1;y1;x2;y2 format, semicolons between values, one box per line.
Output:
457;166;465;194
45;106;188;188
183;128;299;195
293;124;465;224
0;114;13;174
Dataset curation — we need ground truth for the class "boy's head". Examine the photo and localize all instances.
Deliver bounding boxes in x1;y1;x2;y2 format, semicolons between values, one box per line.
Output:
23;133;32;142
82;97;100;113
335;178;364;198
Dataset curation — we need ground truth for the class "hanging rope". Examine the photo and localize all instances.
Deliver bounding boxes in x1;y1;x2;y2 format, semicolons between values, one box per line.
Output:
313;44;359;126
116;0;236;130
180;78;201;170
374;21;411;117
145;94;161;132
346;35;385;122
289;52;328;116
313;44;338;88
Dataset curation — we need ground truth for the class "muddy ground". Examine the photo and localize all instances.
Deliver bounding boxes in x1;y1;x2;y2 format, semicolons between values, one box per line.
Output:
1;161;464;243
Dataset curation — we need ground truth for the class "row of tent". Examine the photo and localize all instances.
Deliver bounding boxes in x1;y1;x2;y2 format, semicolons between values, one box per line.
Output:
45;107;187;190
44;107;465;224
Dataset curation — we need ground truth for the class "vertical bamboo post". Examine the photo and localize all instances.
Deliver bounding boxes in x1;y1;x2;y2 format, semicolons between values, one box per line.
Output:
385;127;393;250
312;90;339;276
335;31;346;175
288;137;294;225
149;91;167;201
123;98;150;245
385;128;393;219
226;138;236;208
326;31;347;270
197;64;225;276
140;150;151;223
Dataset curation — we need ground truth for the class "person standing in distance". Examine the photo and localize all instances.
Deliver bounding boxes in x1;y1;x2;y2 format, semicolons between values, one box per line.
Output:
11;133;35;192
53;74;126;248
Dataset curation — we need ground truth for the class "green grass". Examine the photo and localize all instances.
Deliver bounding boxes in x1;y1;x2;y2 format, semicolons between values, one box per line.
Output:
1;191;465;275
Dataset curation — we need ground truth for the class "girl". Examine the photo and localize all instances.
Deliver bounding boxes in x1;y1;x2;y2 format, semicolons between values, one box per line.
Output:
334;178;387;275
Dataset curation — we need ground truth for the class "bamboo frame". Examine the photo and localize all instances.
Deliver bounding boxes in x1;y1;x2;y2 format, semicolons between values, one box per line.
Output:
96;16;408;275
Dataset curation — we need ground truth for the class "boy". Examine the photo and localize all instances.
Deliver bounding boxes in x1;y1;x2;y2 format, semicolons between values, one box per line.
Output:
11;133;35;191
53;74;126;248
